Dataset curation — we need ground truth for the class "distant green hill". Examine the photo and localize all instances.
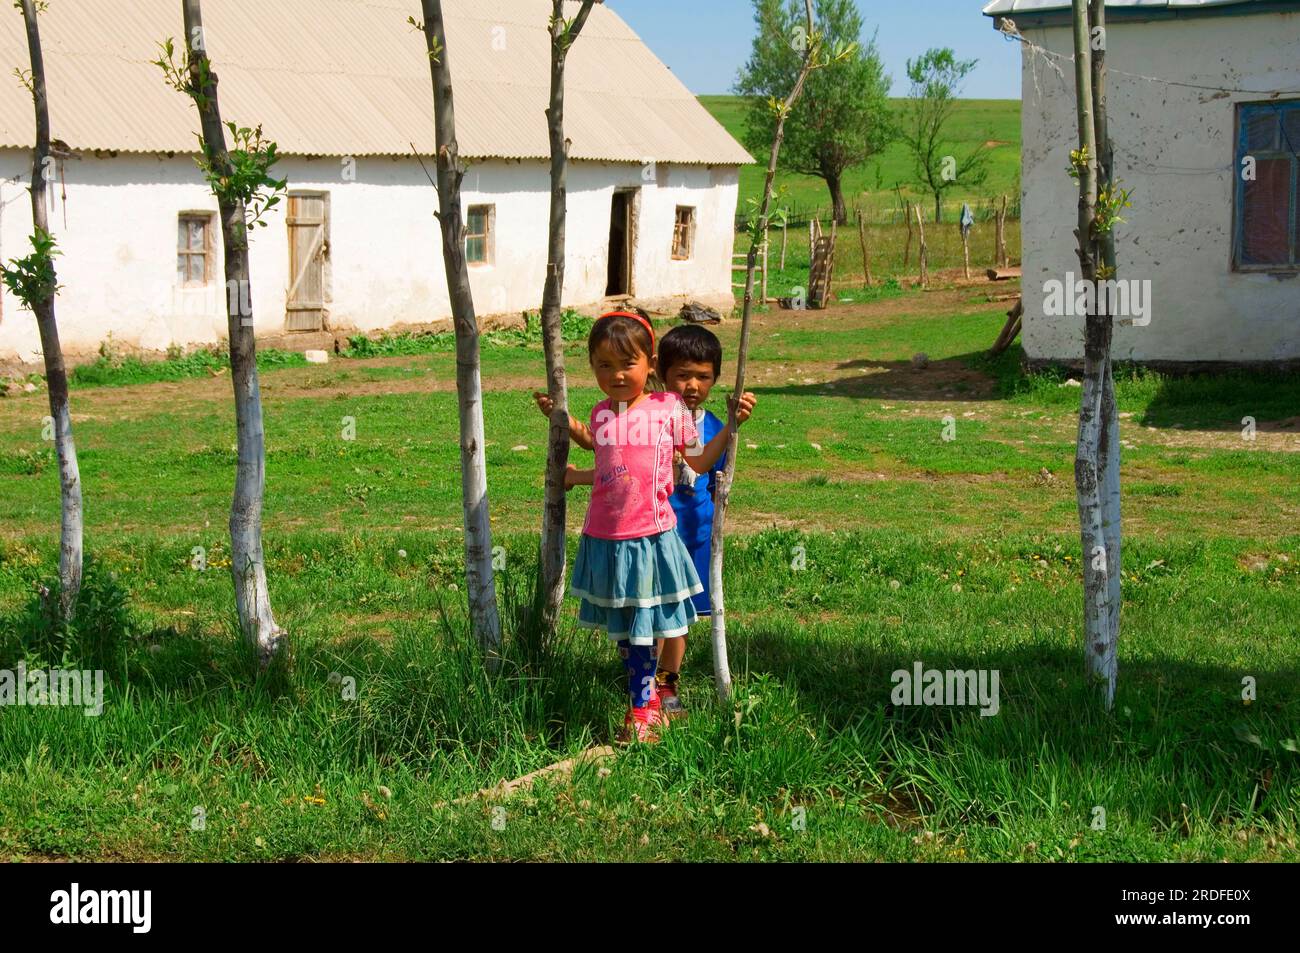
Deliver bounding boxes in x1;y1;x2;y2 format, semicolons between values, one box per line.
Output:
698;95;1021;224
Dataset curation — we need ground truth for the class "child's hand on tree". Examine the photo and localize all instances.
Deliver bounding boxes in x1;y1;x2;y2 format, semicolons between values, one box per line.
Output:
728;391;758;427
564;464;594;491
534;395;595;451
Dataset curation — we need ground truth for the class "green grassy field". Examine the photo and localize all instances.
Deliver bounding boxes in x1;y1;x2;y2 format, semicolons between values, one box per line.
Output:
2;287;1298;861
699;96;1022;223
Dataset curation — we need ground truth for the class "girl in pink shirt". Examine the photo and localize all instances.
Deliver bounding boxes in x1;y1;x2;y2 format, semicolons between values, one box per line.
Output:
564;312;742;743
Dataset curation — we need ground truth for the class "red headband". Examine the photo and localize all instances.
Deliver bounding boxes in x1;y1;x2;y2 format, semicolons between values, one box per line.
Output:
597;310;655;351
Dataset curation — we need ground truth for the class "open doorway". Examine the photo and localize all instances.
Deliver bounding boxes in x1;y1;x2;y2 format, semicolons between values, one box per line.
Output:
606;188;637;296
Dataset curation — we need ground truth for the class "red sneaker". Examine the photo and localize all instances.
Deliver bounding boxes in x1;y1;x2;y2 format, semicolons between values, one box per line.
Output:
616;704;663;744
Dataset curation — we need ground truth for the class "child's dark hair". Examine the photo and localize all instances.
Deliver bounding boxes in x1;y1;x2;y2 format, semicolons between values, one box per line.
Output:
657;324;722;380
588;313;653;365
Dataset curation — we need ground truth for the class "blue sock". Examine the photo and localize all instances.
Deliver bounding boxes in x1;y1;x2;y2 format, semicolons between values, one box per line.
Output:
617;640;659;709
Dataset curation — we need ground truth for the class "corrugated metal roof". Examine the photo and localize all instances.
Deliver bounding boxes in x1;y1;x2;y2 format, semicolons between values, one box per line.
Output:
983;0;1295;14
0;0;754;165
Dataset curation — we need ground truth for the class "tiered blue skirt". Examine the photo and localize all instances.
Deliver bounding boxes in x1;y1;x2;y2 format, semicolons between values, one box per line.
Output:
570;531;703;645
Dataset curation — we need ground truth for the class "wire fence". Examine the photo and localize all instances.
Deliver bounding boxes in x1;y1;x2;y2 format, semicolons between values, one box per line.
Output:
736;193;1023;232
733;213;1023;294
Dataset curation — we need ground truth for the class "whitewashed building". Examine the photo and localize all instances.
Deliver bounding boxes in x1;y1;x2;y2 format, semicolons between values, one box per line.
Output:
985;0;1300;368
0;0;752;364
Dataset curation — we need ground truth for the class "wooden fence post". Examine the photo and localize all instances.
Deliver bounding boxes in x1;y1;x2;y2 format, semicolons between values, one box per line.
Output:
997;194;1009;267
857;214;872;287
915;204;928;288
903;200;913;272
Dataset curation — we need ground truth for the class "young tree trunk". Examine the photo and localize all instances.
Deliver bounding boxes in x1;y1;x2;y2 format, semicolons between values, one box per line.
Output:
933;191;943;224
183;0;284;665
708;0;819;702
1071;0;1120;708
19;0;82;619
419;0;502;657
1092;0;1122;704
537;0;598;637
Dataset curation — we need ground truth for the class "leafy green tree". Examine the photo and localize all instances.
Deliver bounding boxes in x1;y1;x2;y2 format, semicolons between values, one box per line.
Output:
903;47;989;222
735;0;894;225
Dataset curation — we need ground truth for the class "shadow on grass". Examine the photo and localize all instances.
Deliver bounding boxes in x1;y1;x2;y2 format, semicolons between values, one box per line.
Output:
971;346;1300;432
755;353;998;402
1138;368;1300;433
722;626;1300;824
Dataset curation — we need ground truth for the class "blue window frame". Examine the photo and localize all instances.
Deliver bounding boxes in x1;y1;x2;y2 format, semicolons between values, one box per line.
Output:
1234;101;1300;270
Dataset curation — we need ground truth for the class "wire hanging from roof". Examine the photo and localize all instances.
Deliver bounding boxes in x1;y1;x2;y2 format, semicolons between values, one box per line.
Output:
996;16;1300;97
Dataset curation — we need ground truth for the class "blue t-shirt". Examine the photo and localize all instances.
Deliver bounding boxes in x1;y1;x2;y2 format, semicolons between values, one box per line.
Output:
670;408;726;548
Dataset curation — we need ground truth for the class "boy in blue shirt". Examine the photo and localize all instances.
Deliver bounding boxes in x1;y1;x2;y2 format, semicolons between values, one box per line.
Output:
534;324;755;719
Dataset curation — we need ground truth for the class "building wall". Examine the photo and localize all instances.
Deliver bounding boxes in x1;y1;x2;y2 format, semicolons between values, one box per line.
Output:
0;152;739;363
1018;13;1300;364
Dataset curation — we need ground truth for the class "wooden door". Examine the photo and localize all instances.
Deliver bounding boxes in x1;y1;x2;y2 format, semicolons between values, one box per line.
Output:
286;193;327;330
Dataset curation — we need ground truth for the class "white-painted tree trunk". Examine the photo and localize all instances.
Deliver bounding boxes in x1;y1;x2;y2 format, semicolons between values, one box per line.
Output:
420;0;502;657
183;0;284;665
19;0;82;619
708;0;819;703
1071;0;1120;708
538;0;599;637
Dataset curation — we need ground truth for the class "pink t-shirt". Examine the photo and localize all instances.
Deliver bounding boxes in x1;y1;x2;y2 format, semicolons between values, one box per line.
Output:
582;391;700;540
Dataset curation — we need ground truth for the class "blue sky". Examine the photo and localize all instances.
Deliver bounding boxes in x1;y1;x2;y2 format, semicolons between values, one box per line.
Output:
603;0;1019;99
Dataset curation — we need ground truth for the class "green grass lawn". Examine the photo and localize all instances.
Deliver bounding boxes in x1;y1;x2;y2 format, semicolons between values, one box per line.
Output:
1;286;1298;861
699;95;1022;223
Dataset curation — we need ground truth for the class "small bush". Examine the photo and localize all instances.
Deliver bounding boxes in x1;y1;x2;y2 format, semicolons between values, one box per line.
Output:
1;556;136;675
